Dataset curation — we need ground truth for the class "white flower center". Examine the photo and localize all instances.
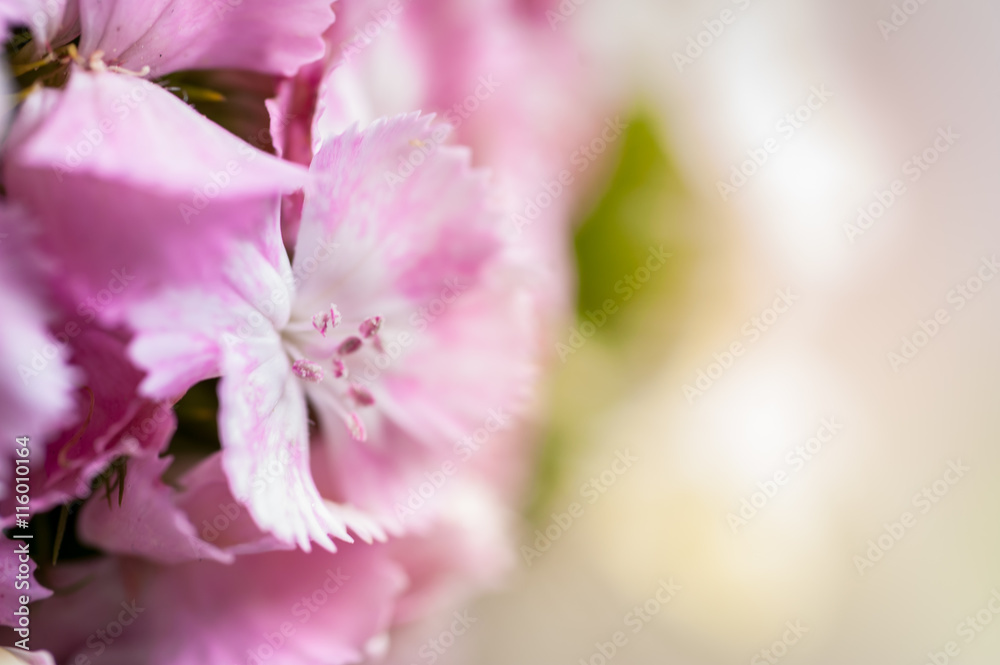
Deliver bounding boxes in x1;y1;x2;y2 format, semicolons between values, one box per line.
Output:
281;306;386;442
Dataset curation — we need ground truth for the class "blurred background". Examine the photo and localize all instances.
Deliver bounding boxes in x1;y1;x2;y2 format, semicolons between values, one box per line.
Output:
398;0;1000;663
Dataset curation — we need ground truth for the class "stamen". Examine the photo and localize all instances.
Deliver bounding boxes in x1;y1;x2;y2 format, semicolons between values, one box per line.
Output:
83;48;150;77
346;412;367;441
349;384;375;407
292;359;324;383
338;336;362;355
310;390;369;443
87;50;107;72
331;358;348;379
312;304;342;337
11;52;55;77
359;315;383;338
107;64;151;77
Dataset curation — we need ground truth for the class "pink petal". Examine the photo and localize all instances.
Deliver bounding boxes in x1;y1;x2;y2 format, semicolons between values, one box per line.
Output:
216;335;357;552
124;225;372;551
293;113;500;321
311;416;440;530
0;210;78;503
386;482;513;624
130;249;360;549
4;70;306;323
310;269;535;527
77;452;234;565
267;64;326;250
124;228;294;400
123;219;383;552
290;115;534;528
1;327;176;527
267;63;324;166
77;0;334;78
385;274;536;445
33;543;407;665
319;0;595;322
174;454;293;557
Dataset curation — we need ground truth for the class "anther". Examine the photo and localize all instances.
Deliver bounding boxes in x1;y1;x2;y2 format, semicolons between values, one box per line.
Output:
292;359;324;383
359;315;383;338
312;304;342;337
346;412;367;441
337;336;362;355
349;384;375;407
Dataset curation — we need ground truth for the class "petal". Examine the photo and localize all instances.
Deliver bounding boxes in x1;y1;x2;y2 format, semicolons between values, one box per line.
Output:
0;327;176;527
386;480;513;623
322;0;595;205
39;330;167;492
383;273;536;444
173;453;293;557
34;543;407;665
125;232;293;399
313;279;536;526
293;113;501;321
318;0;593;321
0;0;78;56
267;63;325;248
77;452;234;565
311;417;438;531
4;70;306;322
0;209;78;502
77;0;334;77
293;115;535;526
216;333;359;552
123;221;367;551
10;70;305;202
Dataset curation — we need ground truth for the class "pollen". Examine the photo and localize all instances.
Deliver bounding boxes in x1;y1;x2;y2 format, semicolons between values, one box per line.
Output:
359;315;383;338
292;359;324;383
312;304;342;337
346;412;367;442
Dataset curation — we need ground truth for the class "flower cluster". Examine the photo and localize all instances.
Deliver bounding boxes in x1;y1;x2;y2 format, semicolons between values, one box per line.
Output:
0;0;593;662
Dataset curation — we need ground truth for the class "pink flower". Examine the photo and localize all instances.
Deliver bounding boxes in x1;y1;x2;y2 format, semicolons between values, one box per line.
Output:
0;0;336;507
122;113;530;551
0;3;584;660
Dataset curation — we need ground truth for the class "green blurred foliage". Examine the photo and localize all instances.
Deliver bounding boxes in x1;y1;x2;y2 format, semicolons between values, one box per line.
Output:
573;114;690;335
525;112;701;521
